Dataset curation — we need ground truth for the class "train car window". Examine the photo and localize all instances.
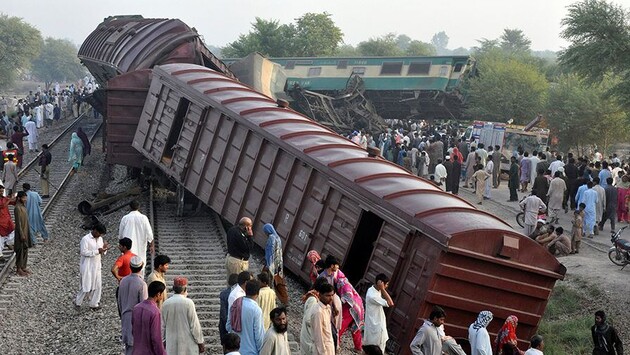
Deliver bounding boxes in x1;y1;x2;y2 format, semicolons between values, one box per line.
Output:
407;62;431;75
380;62;403;75
454;63;464;72
307;67;322;77
162;97;190;162
284;61;295;70
352;67;366;76
337;60;348;69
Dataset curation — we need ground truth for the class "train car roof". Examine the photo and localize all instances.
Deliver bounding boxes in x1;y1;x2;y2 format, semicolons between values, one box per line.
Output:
152;63;561;267
223;55;474;65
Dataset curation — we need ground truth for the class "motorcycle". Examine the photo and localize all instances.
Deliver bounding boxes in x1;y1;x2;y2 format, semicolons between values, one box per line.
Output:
608;226;630;269
516;195;548;228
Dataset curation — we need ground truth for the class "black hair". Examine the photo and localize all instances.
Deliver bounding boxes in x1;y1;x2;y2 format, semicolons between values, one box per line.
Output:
257;271;270;286
269;306;287;321
324;255;339;268
607;177;614;185
245;279;261;296
93;223;107;234
224;333;240;352
238;271;251;286
129;200;140;210
315;260;325;270
315;281;335;294
312;277;329;291
228;273;239;287
530;334;543;349
119;237;132;250
17;191;26;198
362;345;384;355
22;183;31;190
429;305;446;320
130;264;143;273
375;273;390;284
153;254;171;269
148;281;166;297
555;226;564;235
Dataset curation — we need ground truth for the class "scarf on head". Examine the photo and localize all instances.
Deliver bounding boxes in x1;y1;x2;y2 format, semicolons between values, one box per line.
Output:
472;310;493;332
263;223;283;275
594;313;611;351
494;315;519;354
306;250;321;283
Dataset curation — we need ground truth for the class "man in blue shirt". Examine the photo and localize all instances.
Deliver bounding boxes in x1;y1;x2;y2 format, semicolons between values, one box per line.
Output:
227;280;265;355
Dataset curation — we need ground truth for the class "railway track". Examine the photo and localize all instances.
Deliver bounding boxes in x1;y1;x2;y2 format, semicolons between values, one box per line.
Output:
0;114;102;285
149;186;300;353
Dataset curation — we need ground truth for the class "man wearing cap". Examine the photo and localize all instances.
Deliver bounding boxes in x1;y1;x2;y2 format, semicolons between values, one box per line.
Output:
162;277;205;354
75;223;108;309
118;255;148;355
225;217;254;279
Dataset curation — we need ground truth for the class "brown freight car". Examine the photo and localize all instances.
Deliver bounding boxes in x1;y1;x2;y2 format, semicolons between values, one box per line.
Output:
132;63;566;353
78;15;234;167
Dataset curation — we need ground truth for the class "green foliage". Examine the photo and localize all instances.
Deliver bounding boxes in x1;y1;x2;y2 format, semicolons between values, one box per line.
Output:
292;13;343;57
431;31;449;54
405;40;437;56
465;57;548;124
0;13;42;89
31;37;85;89
500;28;532;54
559;0;630;109
546;74;629;154
357;33;403;56
334;44;359;57
221;13;342;58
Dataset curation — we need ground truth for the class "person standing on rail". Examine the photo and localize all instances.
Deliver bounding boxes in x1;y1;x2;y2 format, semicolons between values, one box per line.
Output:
225;217;254;279
118;256;148;355
75;223;108;309
76;127;91;164
0;186;15;260
24;118;38;153
131;281;167;355
22;183;48;245
2;154;18;196
10;125;28;168
68;132;84;172
146;254;171;309
119;200;154;274
39;144;52;198
363;273;394;353
161;277;205;354
14;191;31;277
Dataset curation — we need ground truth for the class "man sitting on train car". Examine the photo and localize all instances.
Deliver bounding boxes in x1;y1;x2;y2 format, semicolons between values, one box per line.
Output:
410;306;447;355
225;217;254;279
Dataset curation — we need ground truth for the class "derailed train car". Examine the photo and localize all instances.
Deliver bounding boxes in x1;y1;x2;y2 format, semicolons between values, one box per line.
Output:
78;15;234;167
132;63;566;353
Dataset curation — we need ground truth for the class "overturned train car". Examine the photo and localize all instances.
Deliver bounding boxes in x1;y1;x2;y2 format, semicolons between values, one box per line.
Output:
132;63;566;353
78;15;234;167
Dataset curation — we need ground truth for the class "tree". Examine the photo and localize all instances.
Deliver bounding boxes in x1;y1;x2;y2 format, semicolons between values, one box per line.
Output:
222;18;296;58
334;44;358;57
292;12;343;56
221;13;343;58
395;34;412;51
500;28;531;54
357;33;403;56
559;0;630;109
0;14;42;89
465;57;548;124
431;31;449;54
31;37;85;90
405;40;437;56
546;74;629;155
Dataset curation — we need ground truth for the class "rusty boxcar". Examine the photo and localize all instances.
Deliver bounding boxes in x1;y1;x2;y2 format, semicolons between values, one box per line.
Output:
132;63;566;353
78;15;234;167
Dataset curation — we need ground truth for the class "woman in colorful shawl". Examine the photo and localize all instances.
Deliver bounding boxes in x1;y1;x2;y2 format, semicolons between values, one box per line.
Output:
451;146;464;167
68;132;83;171
494;315;524;355
320;255;365;352
263;223;283;276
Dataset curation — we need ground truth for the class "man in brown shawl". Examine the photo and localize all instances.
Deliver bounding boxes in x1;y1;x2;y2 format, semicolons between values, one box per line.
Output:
14;191;32;276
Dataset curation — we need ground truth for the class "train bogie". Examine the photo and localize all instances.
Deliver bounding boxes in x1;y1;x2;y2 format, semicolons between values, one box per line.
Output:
132;63;565;354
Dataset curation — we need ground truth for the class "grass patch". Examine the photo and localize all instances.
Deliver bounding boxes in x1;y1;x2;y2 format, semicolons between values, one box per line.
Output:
537;278;606;355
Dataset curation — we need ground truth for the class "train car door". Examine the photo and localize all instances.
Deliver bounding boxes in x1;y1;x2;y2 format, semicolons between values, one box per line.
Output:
343;210;384;286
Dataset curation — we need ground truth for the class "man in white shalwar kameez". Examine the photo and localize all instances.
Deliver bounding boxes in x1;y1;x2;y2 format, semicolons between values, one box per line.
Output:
161;277;205;354
261;307;291;355
519;194;547;237
24;119;38;152
119;200;154;273
592;178;606;235
34;104;43;128
75;224;108;309
364;274;395;353
546;172;567;224
483;158;494;199
434;159;447;187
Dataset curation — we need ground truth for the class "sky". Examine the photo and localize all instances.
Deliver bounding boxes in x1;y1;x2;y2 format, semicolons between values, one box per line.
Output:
3;0;629;52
